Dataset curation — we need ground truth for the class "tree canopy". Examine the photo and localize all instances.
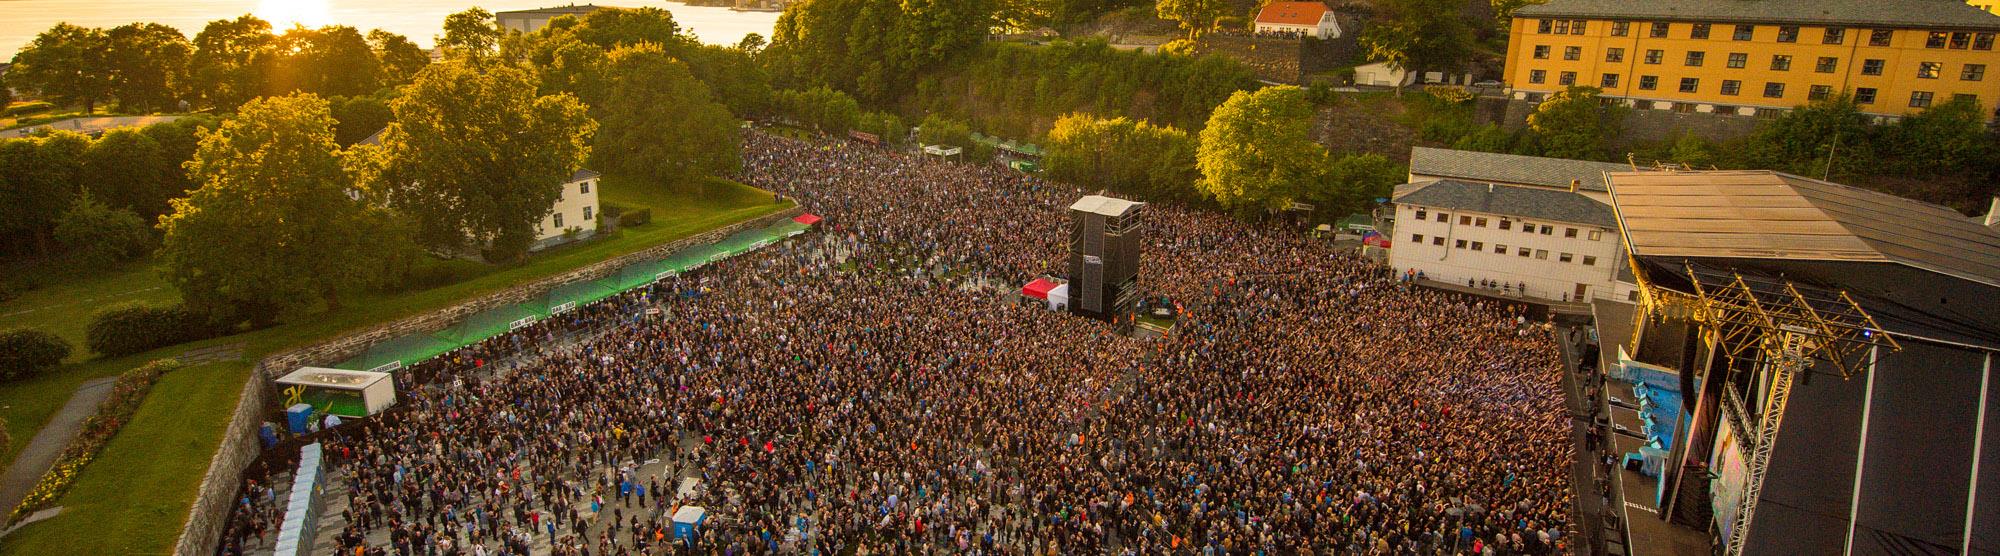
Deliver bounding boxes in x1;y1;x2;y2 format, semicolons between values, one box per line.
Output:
438;8;504;61
1045;113;1201;203
359;62;595;263
106;23;194;112
1155;0;1227;39
9;23;114;114
1195;86;1327;214
158;94;393;326
766;0;995;103
190;15;276;110
593;44;741;189
1359;0;1476;86
1525;86;1615;161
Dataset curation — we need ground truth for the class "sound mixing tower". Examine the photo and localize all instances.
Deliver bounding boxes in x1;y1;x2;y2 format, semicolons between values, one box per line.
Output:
1068;195;1144;322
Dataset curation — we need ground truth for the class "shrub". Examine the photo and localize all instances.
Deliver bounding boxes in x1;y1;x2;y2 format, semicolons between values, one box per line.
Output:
0;329;71;382
1215;15;1248;32
2;101;54;117
619;208;653;228
84;304;219;357
8;359;178;524
55;192;151;268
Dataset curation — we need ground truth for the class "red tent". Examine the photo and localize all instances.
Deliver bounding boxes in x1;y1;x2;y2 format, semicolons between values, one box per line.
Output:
1022;278;1058;300
793;213;823;226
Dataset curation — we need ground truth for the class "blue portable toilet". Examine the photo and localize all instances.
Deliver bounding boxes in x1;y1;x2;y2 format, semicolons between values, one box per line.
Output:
285;404;314;434
672;506;707;544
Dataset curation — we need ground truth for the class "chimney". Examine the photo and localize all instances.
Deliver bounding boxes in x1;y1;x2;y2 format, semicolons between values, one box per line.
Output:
1986;196;2000;228
1570;179;1581;192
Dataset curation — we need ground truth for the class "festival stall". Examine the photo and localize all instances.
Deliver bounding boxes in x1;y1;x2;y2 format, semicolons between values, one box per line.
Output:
1021;278;1070;311
275;367;397;418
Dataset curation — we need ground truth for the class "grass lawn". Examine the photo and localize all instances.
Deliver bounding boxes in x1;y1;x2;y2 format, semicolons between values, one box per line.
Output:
0;257;179;362
0;362;248;555
0;175;789;556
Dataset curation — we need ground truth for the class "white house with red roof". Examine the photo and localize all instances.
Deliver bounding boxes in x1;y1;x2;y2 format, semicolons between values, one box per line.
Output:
1253;1;1341;39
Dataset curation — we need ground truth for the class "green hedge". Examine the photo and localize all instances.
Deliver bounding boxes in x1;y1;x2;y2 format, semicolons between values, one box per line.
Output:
84;304;219;357
0;329;70;382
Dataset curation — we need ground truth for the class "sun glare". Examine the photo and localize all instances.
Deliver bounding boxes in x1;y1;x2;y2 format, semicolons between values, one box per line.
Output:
254;0;335;30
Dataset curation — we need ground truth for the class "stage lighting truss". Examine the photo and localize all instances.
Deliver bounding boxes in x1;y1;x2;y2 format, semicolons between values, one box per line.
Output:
1628;257;1901;556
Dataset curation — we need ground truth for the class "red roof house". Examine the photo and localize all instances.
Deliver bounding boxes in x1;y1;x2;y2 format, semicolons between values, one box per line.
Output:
1254;2;1342;39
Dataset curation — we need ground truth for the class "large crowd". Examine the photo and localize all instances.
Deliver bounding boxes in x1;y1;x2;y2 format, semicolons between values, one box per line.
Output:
216;131;1573;556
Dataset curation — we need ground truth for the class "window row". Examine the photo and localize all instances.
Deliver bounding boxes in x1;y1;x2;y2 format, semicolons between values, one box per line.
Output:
1531;47;1987;82
1412;233;1601;265
1536;21;1994;50
1409;210;1605;241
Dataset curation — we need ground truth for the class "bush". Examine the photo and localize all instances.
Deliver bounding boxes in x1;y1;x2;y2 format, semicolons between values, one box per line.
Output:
55;192;151;268
84;304;220;357
1215;15;1248;32
619;208;653;228
0;329;71;382
3;101;54;117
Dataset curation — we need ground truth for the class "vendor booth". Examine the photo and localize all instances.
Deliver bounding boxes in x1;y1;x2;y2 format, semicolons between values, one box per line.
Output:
1021;278;1070;311
276;367;397;418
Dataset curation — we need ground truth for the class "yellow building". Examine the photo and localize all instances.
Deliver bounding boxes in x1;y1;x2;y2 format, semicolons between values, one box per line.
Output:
1507;0;2000;120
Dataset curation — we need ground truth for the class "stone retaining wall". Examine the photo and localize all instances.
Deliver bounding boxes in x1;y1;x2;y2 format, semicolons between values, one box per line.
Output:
171;206;804;556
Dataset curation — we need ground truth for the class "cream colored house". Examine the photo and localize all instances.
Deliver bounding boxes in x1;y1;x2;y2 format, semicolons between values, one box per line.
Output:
1389;147;1640;303
533;169;601;251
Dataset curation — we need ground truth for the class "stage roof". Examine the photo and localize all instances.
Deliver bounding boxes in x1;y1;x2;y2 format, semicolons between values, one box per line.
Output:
1608;170;2000;349
1070;195;1142;217
1607;170;2000;288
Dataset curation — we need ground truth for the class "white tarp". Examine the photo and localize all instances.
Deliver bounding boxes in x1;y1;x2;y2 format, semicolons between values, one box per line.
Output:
1047;283;1069;311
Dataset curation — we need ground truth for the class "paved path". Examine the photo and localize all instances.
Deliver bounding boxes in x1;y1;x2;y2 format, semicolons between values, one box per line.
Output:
0;376;117;516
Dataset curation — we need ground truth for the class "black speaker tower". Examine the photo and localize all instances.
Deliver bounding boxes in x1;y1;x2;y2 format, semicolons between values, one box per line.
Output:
1068;195;1144;322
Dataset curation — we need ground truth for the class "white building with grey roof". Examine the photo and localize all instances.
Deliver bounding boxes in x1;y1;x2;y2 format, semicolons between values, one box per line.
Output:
1390;147;1640;303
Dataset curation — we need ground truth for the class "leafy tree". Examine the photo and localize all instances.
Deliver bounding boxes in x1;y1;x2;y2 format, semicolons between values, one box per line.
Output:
737;32;767;55
138;115;215;203
918;113;980;155
1155;0;1227;39
159;94;392;326
106;23;193;113
1666;132;1718;169
82;128;178;221
369;29;431;86
1309;153;1403;219
0;131;90;256
856;111;906;142
9;23;114;114
311;26;385;97
190;15;275;110
774;86;861;132
0;329;70;382
1526;85;1615;160
575;7;691;50
1196;86;1327;214
995;0;1056;31
360;62;595;263
1880;96;1990;175
595;45;740;189
906;39;1254;139
682;44;773;117
438;8;503;61
1733;94;1873;179
766;0;994;103
330;95;394;146
0;71;12;109
1045;113;1200;202
1359;0;1475;91
55;191;150;268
